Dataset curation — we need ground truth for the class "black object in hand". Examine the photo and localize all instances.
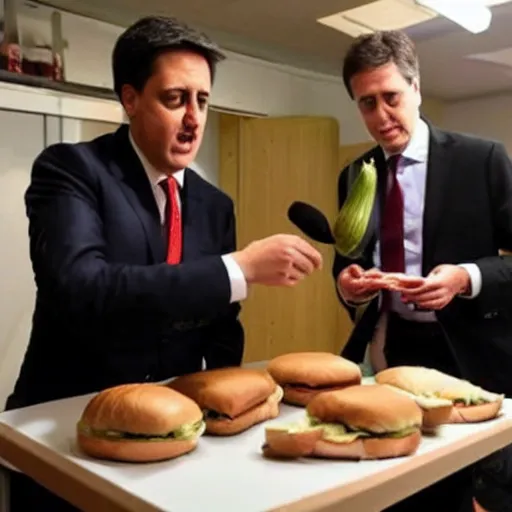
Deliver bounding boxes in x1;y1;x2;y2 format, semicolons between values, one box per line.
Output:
287;201;335;244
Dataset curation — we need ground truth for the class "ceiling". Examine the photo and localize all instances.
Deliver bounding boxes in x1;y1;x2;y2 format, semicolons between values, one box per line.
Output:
34;0;512;101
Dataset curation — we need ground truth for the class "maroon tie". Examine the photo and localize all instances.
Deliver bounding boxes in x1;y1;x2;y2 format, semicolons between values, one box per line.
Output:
380;155;405;309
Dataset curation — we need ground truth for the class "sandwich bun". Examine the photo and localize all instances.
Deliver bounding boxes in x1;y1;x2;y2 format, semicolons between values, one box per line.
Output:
168;367;283;435
376;366;504;424
266;352;362;406
263;384;422;460
420;404;453;429
449;399;503;423
363;270;425;291
77;383;205;462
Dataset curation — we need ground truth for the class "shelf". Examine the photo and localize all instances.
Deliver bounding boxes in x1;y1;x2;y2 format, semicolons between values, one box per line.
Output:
0;69;117;102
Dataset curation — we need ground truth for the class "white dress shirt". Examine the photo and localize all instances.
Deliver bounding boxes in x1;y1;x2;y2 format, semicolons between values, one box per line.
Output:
374;117;482;321
128;131;248;304
358;117;484;372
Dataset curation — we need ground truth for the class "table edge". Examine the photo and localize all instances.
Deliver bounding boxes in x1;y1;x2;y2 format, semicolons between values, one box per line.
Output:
0;423;162;512
270;418;512;511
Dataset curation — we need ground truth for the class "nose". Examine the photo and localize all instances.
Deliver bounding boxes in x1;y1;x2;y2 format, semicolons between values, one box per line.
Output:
374;102;390;124
183;103;199;130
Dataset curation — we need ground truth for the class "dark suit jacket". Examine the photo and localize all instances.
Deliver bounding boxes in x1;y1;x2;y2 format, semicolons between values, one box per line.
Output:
6;124;244;409
333;122;512;396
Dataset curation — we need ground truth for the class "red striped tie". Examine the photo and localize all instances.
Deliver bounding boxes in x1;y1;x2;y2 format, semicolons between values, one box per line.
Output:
161;176;182;264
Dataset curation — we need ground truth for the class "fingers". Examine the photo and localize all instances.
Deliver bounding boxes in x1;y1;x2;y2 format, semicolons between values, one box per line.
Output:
398;280;437;297
402;288;450;310
285;246;315;276
362;267;383;279
347;264;365;279
411;298;447;310
402;289;440;304
291;236;323;270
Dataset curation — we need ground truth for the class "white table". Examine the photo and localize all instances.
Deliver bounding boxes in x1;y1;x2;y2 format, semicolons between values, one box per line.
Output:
1;392;512;512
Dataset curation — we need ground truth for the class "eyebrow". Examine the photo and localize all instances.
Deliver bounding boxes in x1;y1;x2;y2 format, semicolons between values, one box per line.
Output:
163;87;210;97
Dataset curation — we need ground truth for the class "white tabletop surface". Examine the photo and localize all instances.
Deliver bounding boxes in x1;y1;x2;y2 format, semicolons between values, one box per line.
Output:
1;390;512;512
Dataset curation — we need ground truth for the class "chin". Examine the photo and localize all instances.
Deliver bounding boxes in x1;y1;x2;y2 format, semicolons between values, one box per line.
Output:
167;156;194;171
169;149;199;170
382;137;408;154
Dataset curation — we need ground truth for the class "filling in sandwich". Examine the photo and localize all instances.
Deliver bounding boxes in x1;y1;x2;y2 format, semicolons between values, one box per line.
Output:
267;413;419;443
203;409;231;420
411;389;499;407
202;385;283;421
285;383;352;391
308;413;419;441
382;383;501;409
77;419;205;442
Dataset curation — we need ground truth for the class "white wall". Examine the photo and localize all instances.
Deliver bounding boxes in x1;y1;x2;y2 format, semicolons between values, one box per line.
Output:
0;110;44;409
16;2;368;146
443;93;512;154
62;115;220;186
191;111;220;186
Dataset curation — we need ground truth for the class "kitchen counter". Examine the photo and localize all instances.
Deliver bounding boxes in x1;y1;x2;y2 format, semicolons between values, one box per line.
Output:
1;388;512;512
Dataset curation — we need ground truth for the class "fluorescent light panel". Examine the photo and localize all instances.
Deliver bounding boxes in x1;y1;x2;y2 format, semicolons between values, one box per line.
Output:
415;0;492;33
317;0;436;37
317;0;509;37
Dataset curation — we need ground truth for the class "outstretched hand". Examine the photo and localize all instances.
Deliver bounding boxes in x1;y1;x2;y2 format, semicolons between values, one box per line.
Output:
399;264;471;310
337;264;386;303
233;234;323;287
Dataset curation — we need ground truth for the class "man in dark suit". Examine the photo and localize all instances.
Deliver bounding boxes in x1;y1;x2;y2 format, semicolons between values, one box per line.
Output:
332;31;512;512
4;15;322;511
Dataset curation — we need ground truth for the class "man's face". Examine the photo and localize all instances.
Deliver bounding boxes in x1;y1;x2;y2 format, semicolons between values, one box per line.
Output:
122;49;211;174
350;61;421;154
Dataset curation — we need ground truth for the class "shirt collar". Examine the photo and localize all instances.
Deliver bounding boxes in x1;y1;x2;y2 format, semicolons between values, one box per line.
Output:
382;116;429;164
128;129;185;188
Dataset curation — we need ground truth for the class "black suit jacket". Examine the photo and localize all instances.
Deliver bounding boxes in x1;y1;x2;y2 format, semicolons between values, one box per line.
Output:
333;123;512;396
6;124;244;409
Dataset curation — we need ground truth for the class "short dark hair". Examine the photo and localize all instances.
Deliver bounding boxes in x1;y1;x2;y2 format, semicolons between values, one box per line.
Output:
342;30;419;99
112;16;226;100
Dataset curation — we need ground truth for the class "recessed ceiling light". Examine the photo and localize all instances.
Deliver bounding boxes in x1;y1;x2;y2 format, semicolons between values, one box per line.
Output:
317;0;436;38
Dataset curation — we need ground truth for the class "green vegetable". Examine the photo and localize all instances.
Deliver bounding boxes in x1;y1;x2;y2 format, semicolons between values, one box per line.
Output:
306;414;418;441
333;158;377;258
77;419;205;442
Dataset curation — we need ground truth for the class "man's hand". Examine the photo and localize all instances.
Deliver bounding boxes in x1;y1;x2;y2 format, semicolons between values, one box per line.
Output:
231;234;323;287
337;264;384;304
400;264;471;310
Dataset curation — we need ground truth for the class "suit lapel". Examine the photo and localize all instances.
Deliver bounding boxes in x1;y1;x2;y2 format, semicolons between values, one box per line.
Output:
422;126;453;275
362;147;387;260
108;125;166;262
180;169;205;261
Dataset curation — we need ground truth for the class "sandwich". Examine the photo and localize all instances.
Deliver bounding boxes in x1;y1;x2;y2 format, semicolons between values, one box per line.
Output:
76;383;205;462
266;352;362;406
375;366;504;424
262;384;422;460
363;268;425;291
167;367;283;435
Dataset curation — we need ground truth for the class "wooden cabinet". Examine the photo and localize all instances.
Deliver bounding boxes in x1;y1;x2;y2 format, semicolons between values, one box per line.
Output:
219;114;353;362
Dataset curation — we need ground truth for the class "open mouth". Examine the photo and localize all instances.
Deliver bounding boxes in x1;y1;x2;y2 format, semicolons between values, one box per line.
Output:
380;126;400;137
177;132;195;144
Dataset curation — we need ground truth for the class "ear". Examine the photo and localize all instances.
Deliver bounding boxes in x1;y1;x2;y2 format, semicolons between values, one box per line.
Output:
411;77;422;107
121;84;139;119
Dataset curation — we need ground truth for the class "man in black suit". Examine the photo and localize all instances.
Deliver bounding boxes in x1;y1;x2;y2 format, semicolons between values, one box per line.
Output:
332;31;512;512
5;16;322;511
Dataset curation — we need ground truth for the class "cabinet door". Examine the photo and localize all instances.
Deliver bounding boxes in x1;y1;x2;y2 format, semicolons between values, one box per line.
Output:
220;114;353;363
